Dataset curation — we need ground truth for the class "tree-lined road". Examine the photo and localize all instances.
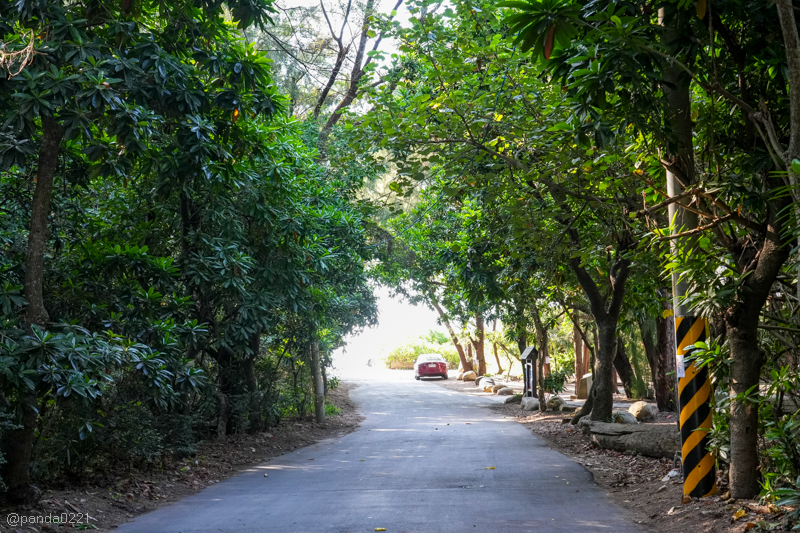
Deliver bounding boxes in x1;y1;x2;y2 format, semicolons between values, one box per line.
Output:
118;378;639;532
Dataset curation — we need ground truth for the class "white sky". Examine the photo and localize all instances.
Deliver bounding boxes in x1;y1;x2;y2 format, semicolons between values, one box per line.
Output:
332;285;448;372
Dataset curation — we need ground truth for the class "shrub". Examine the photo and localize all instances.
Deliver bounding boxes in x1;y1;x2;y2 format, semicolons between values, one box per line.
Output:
383;331;460;369
324;402;342;416
543;369;570;394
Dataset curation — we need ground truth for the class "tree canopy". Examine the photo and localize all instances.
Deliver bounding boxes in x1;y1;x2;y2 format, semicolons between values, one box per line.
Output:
2;0;800;514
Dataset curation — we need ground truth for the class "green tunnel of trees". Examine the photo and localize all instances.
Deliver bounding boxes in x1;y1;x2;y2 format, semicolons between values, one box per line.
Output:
2;0;800;513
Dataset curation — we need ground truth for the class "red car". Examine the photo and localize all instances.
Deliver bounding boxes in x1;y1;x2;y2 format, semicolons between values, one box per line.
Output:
414;354;448;380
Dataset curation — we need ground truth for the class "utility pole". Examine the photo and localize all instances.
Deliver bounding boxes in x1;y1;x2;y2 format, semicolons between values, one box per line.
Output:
667;168;716;498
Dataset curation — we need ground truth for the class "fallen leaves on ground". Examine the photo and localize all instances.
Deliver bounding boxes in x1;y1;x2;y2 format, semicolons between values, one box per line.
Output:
2;383;363;532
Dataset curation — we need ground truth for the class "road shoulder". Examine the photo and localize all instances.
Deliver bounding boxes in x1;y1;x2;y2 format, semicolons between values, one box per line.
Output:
1;383;363;533
439;378;776;533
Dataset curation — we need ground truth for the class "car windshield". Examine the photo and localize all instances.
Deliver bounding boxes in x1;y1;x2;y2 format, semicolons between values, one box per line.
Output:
418;355;444;363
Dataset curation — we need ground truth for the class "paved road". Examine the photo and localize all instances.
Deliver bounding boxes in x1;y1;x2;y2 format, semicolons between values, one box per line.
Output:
118;378;640;533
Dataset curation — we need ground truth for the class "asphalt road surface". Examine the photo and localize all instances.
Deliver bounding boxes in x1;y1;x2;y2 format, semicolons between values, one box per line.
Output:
118;377;640;533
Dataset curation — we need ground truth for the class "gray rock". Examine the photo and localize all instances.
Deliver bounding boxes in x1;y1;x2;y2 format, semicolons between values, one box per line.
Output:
521;397;540;411
611;410;639;424
497;387;514;396
475;376;494;388
462;370;477;382
629;401;658;421
546;395;565;410
504;394;522;404
491;383;509;393
577;373;593;399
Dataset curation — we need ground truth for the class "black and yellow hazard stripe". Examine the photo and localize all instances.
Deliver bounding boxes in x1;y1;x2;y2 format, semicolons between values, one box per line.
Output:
676;316;717;498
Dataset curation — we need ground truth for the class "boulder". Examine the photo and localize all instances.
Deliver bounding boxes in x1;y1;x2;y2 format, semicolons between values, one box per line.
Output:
580;420;681;459
521;397;540;411
497;387;514;396
546;395;565;410
462;371;477;382
483;385;495;393
576;373;593;399
629;401;658;422
504;394;522;404
491;383;508;393
558;403;578;413
475;376;494;388
457;372;465;380
611;411;639;424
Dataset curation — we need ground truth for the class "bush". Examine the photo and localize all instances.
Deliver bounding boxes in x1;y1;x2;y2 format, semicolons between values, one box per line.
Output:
543;369;570;394
383;330;460;369
324;401;342;416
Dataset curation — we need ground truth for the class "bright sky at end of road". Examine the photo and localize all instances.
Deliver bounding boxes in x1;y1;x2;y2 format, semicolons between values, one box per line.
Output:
332;285;447;374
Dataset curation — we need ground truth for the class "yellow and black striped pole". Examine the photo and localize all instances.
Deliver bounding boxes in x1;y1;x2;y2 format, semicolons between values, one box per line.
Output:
676;315;717;498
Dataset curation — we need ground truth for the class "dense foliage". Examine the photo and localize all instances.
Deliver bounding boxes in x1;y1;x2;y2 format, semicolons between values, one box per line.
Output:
352;0;800;506
0;0;377;502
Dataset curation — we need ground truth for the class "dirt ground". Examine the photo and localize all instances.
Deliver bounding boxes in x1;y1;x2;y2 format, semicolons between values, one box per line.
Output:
438;378;792;533
0;383;362;532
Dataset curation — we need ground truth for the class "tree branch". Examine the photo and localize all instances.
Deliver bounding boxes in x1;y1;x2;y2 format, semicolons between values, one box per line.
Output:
657;213;736;241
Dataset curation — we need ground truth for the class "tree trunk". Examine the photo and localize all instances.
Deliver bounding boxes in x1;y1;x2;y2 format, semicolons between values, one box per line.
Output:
2;391;38;503
656;299;677;411
613;338;635;399
474;315;486;376
725;226;789;497
573;322;583;380
591;322;619;421
242;335;262;434
24;116;64;328
4;116;66;503
319;0;376;143
431;297;471;371
216;391;230;440
492;320;504;374
492;343;503;374
311;339;324;424
639;320;658;393
568;250;630;422
531;305;548;408
727;326;762;498
516;333;527;354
